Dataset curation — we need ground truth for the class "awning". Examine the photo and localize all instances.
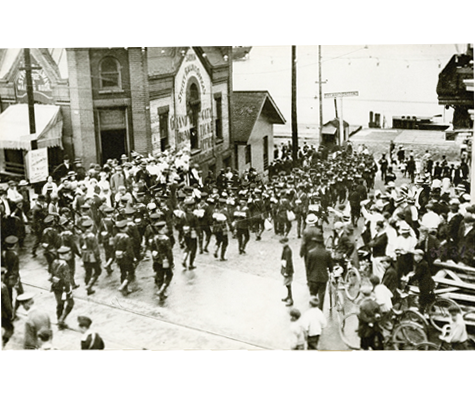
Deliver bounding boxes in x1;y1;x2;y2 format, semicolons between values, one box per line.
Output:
0;104;63;150
322;125;337;135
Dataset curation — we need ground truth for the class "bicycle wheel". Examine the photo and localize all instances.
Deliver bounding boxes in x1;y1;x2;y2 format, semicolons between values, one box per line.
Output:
391;322;427;350
412;342;440;351
399;308;429;334
344;267;361;301
340;312;361;350
427;297;461;332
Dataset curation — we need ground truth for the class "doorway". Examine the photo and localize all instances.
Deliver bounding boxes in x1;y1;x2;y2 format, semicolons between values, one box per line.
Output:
101;129;127;163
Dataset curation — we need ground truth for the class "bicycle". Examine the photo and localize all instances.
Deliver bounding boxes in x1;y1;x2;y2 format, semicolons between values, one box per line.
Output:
413;312;475;350
340;307;429;350
328;266;345;314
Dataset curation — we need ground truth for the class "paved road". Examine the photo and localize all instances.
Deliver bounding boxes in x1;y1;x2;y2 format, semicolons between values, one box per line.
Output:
5;223;351;351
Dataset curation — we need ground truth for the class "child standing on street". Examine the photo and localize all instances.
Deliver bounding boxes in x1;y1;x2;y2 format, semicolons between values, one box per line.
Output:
280;237;294;306
289;308;305;350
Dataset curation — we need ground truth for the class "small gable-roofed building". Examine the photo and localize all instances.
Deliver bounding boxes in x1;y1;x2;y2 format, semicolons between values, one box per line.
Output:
232;91;286;175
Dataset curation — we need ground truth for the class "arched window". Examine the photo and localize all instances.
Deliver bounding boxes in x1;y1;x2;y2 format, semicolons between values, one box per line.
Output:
100;57;121;89
186;80;201;150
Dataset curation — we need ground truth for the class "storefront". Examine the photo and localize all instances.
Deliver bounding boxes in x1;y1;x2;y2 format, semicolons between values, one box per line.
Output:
0;48;70;180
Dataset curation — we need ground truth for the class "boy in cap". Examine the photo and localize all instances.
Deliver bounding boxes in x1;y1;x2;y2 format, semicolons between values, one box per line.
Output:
16;292;52;349
357;285;383;350
289;308;305;350
280;237;294;306
78;316;105;350
50;246;75;329
300;296;327;350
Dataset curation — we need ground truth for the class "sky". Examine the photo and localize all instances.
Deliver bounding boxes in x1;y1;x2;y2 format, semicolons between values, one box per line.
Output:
233;44;468;128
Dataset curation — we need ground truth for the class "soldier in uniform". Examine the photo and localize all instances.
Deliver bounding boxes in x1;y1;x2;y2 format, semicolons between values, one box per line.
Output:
150;221;174;300
212;199;229;261
123;206;142;266
234;198;251;255
31;194;48;257
99;206;117;274
59;217;81;289
1;267;14;346
113;219;135;295
182;198;199;269
17;292;52;349
294;183;309;239
50;246;75;330
79;219;102;295
2;236;24;317
41;215;61;274
250;189;265;241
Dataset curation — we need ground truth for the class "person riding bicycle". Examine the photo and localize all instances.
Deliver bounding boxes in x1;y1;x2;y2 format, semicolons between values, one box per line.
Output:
439;306;469;350
357;286;384;350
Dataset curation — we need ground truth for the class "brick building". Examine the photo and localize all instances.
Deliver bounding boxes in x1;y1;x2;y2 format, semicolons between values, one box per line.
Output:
67;46;233;176
67;47;151;167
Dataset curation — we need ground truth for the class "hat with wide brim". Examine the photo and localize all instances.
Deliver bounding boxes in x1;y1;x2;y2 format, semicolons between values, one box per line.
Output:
306;213;318;224
17;292;35;302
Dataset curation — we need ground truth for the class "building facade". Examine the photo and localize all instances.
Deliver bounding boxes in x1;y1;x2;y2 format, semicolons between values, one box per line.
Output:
232;91;285;175
67;47;151;167
148;46;233;176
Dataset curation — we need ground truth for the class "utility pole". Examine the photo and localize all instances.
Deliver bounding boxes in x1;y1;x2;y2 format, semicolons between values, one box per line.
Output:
23;48;38;150
291;45;298;164
318;45;323;147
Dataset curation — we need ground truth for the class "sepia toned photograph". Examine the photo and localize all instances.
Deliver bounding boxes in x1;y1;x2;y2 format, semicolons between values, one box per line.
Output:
0;43;474;353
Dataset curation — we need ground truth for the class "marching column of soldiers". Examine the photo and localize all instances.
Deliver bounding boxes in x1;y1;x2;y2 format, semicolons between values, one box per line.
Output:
1;145;379;346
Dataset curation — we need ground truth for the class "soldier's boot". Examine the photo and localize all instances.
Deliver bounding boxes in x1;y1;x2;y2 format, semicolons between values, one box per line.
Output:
118;279;129;296
86;275;99;295
156;283;168;300
104;259;114;275
58;298;74;329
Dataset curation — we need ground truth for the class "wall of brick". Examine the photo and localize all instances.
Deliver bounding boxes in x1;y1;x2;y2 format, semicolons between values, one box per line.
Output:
66;49;96;167
129;48;151;155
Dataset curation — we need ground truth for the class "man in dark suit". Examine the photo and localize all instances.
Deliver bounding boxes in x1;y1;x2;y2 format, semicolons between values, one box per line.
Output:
52;156;72;182
305;234;333;310
299;213;322;260
445;199;464;261
416;226;441;276
457;213;475;268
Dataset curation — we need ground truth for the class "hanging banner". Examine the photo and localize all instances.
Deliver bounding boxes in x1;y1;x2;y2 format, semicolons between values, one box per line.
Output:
25;147;49;183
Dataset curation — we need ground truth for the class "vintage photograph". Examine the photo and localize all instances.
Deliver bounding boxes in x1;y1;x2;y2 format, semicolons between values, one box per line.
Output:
1;44;474;351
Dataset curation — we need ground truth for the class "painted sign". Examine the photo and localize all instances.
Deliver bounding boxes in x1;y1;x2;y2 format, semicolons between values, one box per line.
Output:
26;147;48;183
171;108;214;150
16;68;53;101
324;91;359;98
172;48;214;152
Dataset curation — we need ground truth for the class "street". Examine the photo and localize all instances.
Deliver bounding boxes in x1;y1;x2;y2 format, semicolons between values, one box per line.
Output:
5;219;351;351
